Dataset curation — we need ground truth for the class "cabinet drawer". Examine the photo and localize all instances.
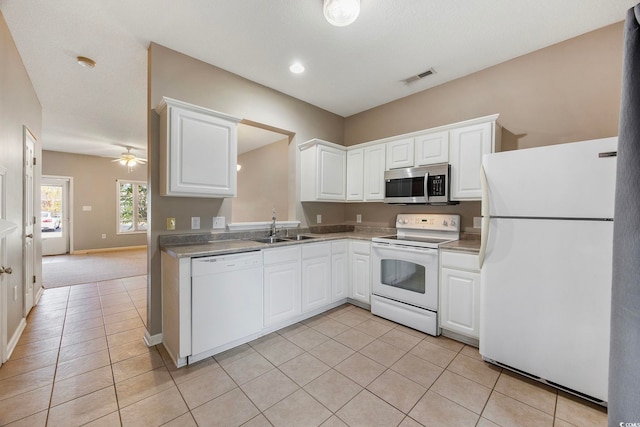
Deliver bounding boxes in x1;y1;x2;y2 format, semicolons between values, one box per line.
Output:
302;242;331;259
441;251;479;271
263;246;301;265
332;240;348;254
350;240;370;255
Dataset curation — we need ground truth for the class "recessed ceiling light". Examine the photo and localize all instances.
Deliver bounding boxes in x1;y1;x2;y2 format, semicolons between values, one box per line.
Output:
289;62;305;74
76;56;96;68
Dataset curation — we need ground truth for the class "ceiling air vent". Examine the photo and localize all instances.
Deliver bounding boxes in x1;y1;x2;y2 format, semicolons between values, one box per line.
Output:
403;68;436;84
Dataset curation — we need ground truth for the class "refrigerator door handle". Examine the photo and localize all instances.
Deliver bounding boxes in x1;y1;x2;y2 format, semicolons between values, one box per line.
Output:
479;165;490;268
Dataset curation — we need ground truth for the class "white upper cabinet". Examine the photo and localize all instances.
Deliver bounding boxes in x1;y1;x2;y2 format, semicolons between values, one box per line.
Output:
386;138;415;169
363;144;386;201
449;121;495;200
156;97;241;198
346;148;364;201
300;139;346;202
415;131;449;166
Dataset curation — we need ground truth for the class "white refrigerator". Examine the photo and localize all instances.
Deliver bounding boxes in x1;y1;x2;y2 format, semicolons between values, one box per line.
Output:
479;137;617;403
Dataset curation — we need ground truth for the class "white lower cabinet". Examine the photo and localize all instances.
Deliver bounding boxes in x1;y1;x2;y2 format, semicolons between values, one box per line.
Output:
331;241;349;301
301;243;332;313
440;251;481;339
349;241;371;304
264;246;301;326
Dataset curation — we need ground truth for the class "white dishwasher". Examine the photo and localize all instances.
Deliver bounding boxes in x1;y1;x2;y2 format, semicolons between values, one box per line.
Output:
191;251;263;358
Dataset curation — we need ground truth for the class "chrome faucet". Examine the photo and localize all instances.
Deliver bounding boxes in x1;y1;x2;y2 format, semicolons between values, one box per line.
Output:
270;208;277;237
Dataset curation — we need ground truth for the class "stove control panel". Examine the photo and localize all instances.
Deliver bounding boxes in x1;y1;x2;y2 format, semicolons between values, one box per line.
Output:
395;214;460;232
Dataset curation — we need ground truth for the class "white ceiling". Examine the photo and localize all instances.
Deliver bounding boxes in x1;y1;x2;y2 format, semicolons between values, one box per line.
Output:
0;0;636;159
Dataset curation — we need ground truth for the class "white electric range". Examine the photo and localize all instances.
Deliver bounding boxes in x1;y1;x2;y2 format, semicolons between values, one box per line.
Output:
371;213;460;335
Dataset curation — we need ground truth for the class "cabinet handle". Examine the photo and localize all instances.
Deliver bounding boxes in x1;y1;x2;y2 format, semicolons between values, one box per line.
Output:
26;234;33;239
0;266;12;275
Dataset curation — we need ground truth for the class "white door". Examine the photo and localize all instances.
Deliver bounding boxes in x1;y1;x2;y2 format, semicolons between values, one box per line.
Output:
363;144;385;201
480;217;613;402
0;168;8;365
386;138;414;169
440;267;480;338
23;128;36;315
264;262;301;326
450;122;492;200
41;177;70;256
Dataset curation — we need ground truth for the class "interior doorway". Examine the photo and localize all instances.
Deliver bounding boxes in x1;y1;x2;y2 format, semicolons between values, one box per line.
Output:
23;127;36;315
41;176;71;256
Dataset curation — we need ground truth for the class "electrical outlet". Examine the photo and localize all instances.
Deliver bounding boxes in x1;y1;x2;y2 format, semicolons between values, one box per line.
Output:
167;217;176;230
191;217;200;230
316;214;322;224
213;216;225;229
101;234;106;239
356;214;362;223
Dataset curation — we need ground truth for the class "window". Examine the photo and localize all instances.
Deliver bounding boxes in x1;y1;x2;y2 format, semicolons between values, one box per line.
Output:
117;180;147;234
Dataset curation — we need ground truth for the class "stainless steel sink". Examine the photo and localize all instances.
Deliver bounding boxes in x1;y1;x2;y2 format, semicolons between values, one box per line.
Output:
252;237;289;244
284;235;317;241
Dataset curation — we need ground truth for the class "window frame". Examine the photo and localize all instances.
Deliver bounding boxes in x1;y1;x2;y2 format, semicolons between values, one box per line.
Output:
116;179;148;235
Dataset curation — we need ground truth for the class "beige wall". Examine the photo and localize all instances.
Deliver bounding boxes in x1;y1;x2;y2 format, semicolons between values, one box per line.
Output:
342;22;625;230
147;22;625;336
148;43;345;335
233;138;289;223
0;12;42;348
42;151;147;251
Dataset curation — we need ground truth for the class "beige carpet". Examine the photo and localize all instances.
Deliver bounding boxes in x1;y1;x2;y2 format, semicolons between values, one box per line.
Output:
42;247;147;288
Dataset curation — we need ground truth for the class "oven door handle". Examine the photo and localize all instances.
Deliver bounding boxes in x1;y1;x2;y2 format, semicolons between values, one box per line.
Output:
372;242;438;255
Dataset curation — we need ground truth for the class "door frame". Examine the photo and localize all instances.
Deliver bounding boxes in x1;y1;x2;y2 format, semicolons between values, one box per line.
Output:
41;175;73;255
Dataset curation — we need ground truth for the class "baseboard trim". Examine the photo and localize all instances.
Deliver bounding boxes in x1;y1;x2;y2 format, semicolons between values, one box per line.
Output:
144;330;162;347
34;286;44;306
6;318;27;360
72;245;147;255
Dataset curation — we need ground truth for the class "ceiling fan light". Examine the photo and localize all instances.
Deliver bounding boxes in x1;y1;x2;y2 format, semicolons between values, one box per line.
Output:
128;159;137;166
119;159;127;165
323;0;360;27
76;56;96;68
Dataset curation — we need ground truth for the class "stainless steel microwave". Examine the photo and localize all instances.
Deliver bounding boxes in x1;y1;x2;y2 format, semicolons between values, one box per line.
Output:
383;163;457;205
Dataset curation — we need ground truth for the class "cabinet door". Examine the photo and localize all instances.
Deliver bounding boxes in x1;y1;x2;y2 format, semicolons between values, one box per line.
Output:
415;131;449;165
350;253;371;304
164;103;238;197
449;122;493;200
264;261;301;326
331;241;349;301
301;255;331;313
317;145;346;200
440;267;480;338
363;144;386;201
386;138;415;169
346;149;364;201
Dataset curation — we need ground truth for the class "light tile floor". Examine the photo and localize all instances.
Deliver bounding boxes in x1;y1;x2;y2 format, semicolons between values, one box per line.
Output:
0;275;608;426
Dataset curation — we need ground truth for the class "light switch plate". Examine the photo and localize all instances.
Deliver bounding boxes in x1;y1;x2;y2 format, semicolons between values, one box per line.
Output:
167;217;176;230
191;217;200;230
82;205;92;211
356;214;362;223
316;214;322;224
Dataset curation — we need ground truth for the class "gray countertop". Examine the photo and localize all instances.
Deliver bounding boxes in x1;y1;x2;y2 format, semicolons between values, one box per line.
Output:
162;229;481;258
161;230;387;258
440;236;481;254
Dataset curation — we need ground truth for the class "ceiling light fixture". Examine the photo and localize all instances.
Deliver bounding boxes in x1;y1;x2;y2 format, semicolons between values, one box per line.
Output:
289;62;305;74
323;0;360;27
76;56;96;68
112;147;146;172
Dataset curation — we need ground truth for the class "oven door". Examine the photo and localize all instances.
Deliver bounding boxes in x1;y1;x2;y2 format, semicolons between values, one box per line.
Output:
371;243;439;311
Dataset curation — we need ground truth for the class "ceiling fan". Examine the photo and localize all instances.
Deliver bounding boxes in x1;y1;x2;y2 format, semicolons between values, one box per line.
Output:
112;146;147;170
